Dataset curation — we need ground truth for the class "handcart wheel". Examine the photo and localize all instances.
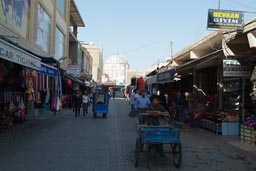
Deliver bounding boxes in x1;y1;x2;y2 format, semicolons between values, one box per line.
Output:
93;113;97;118
172;142;182;168
135;138;142;167
103;113;107;119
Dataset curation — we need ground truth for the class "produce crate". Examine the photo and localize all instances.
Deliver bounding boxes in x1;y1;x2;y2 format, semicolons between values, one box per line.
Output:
240;124;256;146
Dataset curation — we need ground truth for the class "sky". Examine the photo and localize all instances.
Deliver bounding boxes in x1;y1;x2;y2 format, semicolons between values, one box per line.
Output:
76;0;256;72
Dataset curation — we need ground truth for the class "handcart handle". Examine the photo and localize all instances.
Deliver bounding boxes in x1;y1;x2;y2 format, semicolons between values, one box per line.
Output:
137;125;171;128
141;113;169;117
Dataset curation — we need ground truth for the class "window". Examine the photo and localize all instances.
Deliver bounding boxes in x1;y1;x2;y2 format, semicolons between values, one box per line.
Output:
0;0;30;39
36;4;51;53
54;27;65;60
56;0;66;17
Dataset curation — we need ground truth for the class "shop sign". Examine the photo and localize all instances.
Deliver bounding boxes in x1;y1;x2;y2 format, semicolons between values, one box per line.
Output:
40;63;57;77
157;69;174;83
0;39;41;70
67;65;80;77
207;9;244;29
223;66;251;77
146;75;157;85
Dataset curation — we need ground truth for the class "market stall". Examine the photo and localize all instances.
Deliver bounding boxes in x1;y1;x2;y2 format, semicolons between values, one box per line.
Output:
199;111;240;135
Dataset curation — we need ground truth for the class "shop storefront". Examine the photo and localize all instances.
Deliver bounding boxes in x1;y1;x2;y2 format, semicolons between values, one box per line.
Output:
0;36;62;130
166;30;252;137
0;38;41;127
25;62;60;115
61;73;88;109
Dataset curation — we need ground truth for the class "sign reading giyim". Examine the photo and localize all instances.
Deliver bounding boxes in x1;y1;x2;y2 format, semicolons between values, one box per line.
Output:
207;9;244;30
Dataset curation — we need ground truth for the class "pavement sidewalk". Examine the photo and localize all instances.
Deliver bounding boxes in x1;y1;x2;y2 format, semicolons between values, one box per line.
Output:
0;109;72;136
184;124;256;167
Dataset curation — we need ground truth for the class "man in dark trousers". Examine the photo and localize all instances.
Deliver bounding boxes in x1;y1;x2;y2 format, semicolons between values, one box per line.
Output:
73;90;82;117
112;90;116;99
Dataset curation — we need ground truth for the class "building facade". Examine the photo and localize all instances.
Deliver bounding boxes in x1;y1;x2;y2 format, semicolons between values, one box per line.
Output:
126;71;144;85
82;48;93;76
0;0;71;63
102;73;110;83
0;0;75;116
0;0;89;116
82;44;103;83
104;54;129;85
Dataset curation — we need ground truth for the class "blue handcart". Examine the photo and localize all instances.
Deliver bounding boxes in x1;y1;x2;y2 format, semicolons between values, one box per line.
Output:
92;92;110;119
135;114;182;168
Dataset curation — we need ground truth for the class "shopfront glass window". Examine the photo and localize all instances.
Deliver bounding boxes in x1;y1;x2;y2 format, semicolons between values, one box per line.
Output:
36;4;51;53
0;0;30;39
56;0;66;17
54;27;65;60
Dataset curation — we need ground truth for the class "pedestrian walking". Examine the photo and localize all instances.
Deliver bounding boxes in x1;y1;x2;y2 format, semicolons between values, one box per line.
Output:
82;91;90;116
129;89;137;117
112;90;116;99
135;90;151;124
176;92;188;122
73;90;82;117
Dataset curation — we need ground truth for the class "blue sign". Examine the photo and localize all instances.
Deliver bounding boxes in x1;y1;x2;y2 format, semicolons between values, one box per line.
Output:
38;63;57;77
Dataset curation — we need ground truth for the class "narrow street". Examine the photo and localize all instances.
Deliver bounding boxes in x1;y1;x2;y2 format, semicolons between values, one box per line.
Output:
0;99;256;171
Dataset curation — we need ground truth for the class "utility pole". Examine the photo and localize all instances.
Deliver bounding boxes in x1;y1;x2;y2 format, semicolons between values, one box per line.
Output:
218;0;221;9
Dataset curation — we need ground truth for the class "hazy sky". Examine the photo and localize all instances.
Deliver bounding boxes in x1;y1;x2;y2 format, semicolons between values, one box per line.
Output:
76;0;256;71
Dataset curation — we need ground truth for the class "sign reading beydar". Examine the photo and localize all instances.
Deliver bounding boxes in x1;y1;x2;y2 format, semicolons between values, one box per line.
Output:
207;9;244;29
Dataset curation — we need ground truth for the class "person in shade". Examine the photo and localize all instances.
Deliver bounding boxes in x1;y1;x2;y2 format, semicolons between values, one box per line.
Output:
73;90;82;117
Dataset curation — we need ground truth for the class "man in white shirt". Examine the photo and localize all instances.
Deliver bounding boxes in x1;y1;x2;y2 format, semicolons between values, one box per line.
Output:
129;89;137;117
82;92;90;116
135;90;151;124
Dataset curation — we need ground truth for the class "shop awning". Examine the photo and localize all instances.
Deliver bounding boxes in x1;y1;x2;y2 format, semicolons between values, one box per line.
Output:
175;49;223;73
157;69;175;83
39;63;58;77
64;73;85;85
25;63;58;77
70;0;85;27
39;56;58;64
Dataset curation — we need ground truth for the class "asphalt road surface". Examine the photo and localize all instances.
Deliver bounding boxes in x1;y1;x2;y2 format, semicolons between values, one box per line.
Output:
0;98;256;171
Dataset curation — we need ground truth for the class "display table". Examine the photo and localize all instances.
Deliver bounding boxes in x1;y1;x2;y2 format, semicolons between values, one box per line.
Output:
199;112;240;135
199;119;222;135
200;120;240;135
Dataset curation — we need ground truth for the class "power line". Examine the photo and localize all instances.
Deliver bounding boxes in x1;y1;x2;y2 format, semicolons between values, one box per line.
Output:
229;0;256;11
121;42;159;54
